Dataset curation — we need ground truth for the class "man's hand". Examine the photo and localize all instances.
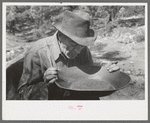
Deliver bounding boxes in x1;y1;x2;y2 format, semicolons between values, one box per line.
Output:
105;61;120;73
44;67;58;86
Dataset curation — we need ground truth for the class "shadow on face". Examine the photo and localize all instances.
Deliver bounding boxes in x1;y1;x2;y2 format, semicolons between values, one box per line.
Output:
58;32;84;59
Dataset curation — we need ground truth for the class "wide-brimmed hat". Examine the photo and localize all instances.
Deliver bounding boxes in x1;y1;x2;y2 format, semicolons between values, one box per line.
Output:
53;10;97;46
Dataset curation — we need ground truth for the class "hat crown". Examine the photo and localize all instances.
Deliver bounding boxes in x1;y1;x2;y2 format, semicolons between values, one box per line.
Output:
53;10;97;46
61;10;90;38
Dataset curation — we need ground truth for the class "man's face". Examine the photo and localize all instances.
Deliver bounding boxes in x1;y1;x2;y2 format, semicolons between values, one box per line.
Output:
58;33;84;59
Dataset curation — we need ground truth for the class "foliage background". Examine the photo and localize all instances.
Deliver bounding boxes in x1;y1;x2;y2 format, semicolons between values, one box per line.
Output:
6;5;145;42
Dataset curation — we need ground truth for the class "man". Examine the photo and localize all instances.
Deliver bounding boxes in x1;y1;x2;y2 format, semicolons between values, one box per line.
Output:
18;10;119;100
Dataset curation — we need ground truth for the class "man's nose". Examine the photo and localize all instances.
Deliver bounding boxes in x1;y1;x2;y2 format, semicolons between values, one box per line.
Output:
68;46;74;51
74;47;82;54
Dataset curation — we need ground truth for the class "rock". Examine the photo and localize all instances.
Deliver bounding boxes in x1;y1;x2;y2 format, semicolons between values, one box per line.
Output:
130;61;134;64
10;50;14;55
126;71;131;74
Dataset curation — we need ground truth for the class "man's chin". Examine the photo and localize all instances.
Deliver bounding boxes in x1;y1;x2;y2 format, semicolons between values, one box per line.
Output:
65;51;78;59
66;54;77;59
67;56;76;59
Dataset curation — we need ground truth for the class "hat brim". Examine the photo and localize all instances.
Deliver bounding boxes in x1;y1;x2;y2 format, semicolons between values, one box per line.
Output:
53;22;97;46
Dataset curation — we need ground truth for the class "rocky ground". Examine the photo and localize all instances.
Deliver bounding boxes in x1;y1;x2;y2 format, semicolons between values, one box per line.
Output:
90;26;145;100
6;25;145;100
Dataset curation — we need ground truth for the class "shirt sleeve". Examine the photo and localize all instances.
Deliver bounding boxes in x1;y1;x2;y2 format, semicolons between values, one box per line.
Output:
80;46;93;65
17;52;43;90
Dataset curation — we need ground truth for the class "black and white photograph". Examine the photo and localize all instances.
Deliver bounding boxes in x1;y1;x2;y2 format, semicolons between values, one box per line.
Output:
2;2;148;120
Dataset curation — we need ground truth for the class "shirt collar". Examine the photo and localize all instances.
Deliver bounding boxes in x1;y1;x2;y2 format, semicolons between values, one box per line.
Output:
52;31;62;61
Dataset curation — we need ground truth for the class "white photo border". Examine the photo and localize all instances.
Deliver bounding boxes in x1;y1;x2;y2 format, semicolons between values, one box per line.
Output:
2;2;148;120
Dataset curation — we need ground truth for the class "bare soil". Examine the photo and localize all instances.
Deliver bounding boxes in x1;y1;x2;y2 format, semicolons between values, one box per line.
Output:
90;26;145;100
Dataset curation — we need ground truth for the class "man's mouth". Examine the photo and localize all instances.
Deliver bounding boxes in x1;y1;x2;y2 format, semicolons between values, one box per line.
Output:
66;50;77;59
